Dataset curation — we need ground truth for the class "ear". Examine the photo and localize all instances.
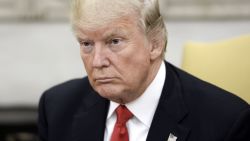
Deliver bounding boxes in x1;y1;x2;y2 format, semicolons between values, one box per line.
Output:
149;36;164;60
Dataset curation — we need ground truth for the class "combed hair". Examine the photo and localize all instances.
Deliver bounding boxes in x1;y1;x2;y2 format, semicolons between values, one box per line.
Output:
71;0;167;55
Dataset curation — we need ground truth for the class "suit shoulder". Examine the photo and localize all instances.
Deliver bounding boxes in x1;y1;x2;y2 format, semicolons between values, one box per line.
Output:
41;77;91;103
39;77;94;119
46;77;89;92
45;77;90;93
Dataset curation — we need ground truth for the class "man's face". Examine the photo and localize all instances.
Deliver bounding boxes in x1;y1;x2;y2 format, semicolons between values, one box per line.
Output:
75;15;156;104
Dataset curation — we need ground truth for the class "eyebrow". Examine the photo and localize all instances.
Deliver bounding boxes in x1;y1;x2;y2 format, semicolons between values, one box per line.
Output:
76;36;86;42
75;26;131;42
75;32;87;42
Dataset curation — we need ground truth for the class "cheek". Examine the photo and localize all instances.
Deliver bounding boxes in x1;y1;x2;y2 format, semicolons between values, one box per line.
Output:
118;48;151;83
81;55;97;89
124;47;150;69
81;54;93;75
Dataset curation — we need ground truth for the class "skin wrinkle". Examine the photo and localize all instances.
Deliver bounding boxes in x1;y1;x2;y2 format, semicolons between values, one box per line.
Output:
77;17;140;47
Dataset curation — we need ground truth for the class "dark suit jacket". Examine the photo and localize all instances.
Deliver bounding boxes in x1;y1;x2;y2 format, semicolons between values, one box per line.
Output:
38;62;250;141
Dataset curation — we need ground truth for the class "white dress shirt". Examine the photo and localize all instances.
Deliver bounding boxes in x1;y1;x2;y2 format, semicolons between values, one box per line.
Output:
104;61;166;141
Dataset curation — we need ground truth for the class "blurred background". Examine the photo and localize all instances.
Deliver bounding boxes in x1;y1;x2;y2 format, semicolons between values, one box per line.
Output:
0;0;249;140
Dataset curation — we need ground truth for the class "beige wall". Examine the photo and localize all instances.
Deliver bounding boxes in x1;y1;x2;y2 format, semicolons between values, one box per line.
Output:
0;0;250;21
160;0;250;20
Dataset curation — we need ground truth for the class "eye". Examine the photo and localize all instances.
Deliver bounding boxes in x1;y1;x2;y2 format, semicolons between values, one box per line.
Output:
81;41;92;47
110;38;121;45
83;42;90;46
108;38;126;52
79;40;94;53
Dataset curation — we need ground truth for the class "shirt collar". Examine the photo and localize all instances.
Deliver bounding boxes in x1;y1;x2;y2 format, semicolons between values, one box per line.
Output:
107;61;166;128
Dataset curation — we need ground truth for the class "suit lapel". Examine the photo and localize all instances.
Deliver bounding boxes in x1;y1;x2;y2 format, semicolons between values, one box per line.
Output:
72;87;109;141
146;62;190;141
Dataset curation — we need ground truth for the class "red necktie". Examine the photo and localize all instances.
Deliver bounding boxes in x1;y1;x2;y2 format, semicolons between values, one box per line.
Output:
111;105;133;141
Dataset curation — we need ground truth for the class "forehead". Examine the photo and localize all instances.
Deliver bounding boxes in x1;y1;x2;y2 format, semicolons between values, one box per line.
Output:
74;15;140;39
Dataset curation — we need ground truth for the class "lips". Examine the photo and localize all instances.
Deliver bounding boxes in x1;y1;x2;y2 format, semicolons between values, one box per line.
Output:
94;77;115;83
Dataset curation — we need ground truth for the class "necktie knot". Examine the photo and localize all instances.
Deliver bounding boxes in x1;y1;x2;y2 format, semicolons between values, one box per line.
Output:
115;105;133;125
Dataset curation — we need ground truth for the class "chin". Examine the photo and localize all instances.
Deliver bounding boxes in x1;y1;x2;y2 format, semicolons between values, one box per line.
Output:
95;87;125;101
96;86;117;96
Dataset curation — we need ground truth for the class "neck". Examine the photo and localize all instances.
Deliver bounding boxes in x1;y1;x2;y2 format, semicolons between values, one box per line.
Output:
125;58;163;104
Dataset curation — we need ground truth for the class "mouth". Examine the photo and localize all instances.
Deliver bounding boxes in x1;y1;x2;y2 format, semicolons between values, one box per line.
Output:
94;77;115;83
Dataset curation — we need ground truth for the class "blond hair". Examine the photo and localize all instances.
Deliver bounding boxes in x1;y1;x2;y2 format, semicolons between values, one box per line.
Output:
71;0;167;55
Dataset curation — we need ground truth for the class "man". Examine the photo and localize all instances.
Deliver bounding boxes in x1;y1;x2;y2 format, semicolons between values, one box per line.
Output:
38;0;250;141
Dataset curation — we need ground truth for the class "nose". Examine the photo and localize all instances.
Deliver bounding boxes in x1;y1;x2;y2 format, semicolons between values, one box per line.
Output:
92;44;110;68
